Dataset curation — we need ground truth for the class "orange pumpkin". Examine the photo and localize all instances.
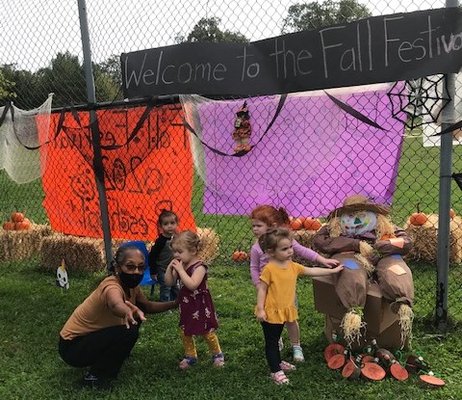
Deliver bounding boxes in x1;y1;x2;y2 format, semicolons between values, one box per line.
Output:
303;217;322;231
2;221;15;230
15;218;31;230
11;212;25;223
232;250;248;262
409;212;427;226
290;218;303;230
450;208;456;219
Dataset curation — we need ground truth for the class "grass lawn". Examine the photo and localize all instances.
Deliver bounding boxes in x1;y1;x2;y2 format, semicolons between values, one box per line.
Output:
1;257;462;400
2;134;462;399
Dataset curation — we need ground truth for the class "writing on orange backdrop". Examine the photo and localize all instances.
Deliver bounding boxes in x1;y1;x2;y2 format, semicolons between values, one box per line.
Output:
41;105;196;240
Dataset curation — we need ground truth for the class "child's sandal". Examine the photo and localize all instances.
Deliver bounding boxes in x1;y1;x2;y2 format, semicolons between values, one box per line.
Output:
179;356;197;370
279;360;296;372
212;352;225;367
271;370;289;385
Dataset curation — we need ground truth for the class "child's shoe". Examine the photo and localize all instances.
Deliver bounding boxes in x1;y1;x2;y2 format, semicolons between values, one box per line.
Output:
293;345;305;362
179;356;197;370
279;360;296;372
212;352;225;367
270;370;290;385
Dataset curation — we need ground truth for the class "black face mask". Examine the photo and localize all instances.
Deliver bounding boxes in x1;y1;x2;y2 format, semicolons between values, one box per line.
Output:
118;272;143;288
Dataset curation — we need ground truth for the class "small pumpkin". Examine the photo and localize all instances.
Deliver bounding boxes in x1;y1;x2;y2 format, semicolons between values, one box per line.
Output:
450;208;456;219
232;250;248;262
15;218;31;230
303;217;322;231
409;212;427;226
290;218;303;230
409;204;427;226
2;221;15;230
11;212;25;223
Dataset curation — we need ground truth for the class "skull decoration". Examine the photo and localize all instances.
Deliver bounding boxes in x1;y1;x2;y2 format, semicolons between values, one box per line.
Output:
56;260;69;290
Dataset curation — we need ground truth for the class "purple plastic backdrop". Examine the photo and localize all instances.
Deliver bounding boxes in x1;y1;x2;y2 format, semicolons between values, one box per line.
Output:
197;85;406;217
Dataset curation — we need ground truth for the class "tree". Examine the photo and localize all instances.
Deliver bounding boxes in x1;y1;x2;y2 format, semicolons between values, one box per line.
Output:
36;51;87;108
282;0;371;33
1;64;45;109
177;17;248;43
0;69;16;105
97;55;122;87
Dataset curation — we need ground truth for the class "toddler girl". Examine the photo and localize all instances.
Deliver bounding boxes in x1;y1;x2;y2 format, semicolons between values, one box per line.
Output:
165;230;224;369
256;227;343;384
250;205;339;362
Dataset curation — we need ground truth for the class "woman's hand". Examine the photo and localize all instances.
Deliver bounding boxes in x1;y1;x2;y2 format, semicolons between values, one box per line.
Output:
123;300;146;329
317;255;341;269
256;308;267;322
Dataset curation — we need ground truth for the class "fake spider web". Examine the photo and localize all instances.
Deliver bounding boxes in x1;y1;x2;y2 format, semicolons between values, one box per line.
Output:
387;75;451;130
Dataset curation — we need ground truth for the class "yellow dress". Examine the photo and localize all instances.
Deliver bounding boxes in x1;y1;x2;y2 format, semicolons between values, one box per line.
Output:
258;261;304;324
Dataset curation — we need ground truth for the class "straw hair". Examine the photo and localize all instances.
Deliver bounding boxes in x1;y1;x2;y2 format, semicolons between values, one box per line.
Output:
341;308;366;347
356;241;375;274
398;304;414;349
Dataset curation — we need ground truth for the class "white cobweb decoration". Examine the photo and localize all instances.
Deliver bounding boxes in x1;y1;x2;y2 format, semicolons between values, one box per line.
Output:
0;94;53;183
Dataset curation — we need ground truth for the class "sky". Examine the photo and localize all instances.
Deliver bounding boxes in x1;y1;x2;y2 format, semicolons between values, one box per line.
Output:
0;0;449;72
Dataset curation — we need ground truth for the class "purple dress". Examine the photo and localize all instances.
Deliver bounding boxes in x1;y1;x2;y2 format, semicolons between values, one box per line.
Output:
178;261;219;336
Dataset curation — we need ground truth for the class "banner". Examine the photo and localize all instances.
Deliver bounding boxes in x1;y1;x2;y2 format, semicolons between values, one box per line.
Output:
122;8;462;98
41;105;196;239
194;84;406;217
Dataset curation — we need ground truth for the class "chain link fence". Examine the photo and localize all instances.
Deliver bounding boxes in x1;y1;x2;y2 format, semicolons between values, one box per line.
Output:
1;0;461;325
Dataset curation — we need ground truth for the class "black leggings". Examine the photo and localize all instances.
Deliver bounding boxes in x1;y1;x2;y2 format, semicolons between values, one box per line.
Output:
59;324;140;379
261;321;285;373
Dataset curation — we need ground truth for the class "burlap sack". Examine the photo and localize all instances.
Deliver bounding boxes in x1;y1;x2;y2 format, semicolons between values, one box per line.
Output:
375;255;414;313
333;252;369;310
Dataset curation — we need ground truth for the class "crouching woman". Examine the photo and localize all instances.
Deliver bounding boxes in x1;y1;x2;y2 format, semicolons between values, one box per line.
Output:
58;243;177;387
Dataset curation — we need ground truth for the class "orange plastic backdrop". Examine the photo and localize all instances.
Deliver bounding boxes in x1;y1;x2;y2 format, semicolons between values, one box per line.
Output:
41;104;196;239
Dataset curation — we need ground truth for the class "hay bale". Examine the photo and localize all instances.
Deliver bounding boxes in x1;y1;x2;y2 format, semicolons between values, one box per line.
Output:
404;214;462;263
0;224;52;262
40;233;110;272
293;228;319;264
197;227;220;264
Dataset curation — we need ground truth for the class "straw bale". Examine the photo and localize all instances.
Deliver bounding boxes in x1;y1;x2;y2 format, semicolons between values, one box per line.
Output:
197;227;220;264
292;228;319;264
404;214;462;264
0;224;52;262
40;233;112;272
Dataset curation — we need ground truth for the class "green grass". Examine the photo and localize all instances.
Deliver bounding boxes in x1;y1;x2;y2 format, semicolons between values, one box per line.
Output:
2;136;462;398
1;258;462;400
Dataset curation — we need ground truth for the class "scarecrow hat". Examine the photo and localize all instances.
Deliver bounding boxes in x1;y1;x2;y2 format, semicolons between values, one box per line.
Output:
327;194;390;220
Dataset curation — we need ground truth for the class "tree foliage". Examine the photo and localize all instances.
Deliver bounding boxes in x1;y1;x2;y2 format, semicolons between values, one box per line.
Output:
0;69;17;104
282;0;371;33
178;17;248;43
1;52;122;109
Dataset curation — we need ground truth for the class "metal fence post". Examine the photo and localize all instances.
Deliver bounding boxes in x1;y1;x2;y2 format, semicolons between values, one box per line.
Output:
435;0;459;331
77;0;113;269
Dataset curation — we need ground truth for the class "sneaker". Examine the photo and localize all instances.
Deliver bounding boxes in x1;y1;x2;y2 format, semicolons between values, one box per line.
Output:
293;345;305;362
212;352;225;368
278;337;284;351
179;356;197;370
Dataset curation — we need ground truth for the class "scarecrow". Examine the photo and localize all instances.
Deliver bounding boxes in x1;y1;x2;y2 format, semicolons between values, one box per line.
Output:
232;102;252;154
313;195;414;348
